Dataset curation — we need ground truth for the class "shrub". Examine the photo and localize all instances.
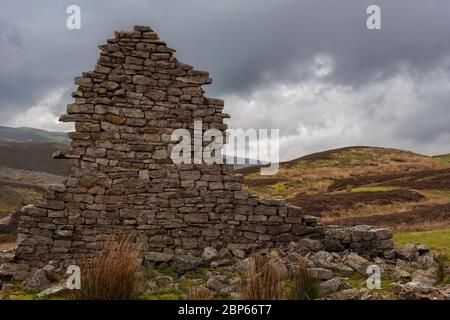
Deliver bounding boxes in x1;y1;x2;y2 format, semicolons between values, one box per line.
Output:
239;253;284;300
187;286;212;300
289;258;320;300
435;254;447;284
71;234;142;300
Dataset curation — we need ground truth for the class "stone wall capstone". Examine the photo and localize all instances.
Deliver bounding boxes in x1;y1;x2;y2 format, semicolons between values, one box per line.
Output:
15;26;393;268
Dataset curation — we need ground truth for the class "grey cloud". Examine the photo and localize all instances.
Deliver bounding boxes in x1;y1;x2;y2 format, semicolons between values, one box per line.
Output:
1;0;450;157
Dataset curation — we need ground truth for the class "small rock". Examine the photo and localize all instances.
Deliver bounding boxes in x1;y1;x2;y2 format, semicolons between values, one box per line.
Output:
1;283;16;291
233;257;253;273
332;263;354;276
206;276;232;296
396;244;419;261
202;247;218;261
411;269;436;287
297;239;325;252
319;278;341;295
325;288;359;300
172;255;202;273
308;268;333;281
26;269;50;290
390;266;410;280
148;275;174;289
343;254;370;274
211;258;231;268
0;263;30;281
37;284;70;299
231;249;245;259
43;265;58;282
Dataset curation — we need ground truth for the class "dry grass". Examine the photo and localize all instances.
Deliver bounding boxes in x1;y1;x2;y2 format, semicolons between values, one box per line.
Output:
390;218;450;233
244;147;445;199
239;253;284;300
71;234;142;300
187;286;212;300
435;254;447;283
322;189;450;223
288;258;320;300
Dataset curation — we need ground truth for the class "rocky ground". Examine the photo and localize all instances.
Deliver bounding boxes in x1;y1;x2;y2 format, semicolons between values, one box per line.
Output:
1;240;448;300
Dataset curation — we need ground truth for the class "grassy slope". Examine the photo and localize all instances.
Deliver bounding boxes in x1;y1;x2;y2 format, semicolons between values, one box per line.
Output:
0;126;70;144
242;146;446;199
434;154;450;165
394;229;450;259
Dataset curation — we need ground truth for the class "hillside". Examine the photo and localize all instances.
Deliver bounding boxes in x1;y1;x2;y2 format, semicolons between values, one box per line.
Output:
241;146;450;232
0;126;70;144
0;128;69;228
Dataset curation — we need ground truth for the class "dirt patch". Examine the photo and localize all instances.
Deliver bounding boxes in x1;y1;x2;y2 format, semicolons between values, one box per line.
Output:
331;203;450;229
287;189;425;216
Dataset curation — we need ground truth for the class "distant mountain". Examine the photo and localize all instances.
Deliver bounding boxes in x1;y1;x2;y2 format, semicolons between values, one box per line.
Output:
0;126;70;144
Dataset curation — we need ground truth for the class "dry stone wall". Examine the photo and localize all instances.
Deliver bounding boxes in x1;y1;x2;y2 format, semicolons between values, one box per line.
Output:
16;26;394;268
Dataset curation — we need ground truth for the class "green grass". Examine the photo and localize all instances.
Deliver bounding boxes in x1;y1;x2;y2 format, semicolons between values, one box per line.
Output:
351;186;399;193
27;128;70;144
394;228;450;260
434;154;450;166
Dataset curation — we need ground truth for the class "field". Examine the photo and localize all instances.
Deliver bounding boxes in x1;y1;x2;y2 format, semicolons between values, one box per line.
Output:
241;146;450;253
394;229;450;259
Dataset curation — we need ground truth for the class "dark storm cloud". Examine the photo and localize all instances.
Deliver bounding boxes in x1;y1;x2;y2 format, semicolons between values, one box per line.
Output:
1;0;450;156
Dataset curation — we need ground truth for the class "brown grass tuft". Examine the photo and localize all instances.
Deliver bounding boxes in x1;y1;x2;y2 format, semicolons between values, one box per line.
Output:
239;253;284;300
289;258;320;300
71;234;142;300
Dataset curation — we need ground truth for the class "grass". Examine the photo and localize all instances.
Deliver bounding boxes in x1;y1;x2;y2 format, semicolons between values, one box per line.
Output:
71;234;142;300
239;253;284;300
351;186;399;193
394;228;450;260
288;258;320;300
0;186;42;213
244;147;444;200
434;154;450;166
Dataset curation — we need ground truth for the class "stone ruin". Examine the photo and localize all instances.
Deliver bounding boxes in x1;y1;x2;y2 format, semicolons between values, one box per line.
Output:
15;26;394;268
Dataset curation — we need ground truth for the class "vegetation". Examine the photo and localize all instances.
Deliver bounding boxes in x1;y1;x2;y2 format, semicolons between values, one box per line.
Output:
434;154;450;166
187;286;212;300
288;258;320;300
435;255;448;284
71;234;142;300
239;254;284;300
394;228;450;259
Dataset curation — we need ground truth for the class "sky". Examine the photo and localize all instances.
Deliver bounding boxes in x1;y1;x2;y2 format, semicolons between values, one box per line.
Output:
1;0;450;160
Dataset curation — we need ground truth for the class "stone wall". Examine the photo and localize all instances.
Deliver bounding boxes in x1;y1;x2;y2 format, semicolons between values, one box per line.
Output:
15;26;393;268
